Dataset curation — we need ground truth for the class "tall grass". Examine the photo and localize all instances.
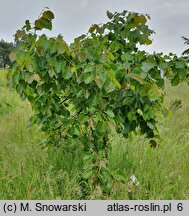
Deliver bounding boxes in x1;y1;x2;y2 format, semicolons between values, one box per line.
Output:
0;70;81;199
109;82;189;199
0;70;189;199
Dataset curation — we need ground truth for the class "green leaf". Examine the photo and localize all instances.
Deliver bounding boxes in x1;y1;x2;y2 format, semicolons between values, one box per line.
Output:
134;14;147;25
159;62;169;70
16;51;27;65
105;109;115;118
84;73;95;84
25;20;31;31
34;19;43;30
62;68;73;79
95;75;104;89
85;90;90;99
24;86;35;96
165;67;173;78
104;81;116;93
37;86;43;95
49;38;57;54
56;36;69;54
95;72;106;89
106;69;121;89
137;108;143;116
175;61;185;69
88;25;96;33
72;125;80;136
37;34;49;50
121;53;134;62
147;85;162;99
157;79;164;88
177;68;186;80
143;83;162;99
84;65;94;73
15;30;26;39
41;17;52;30
147;121;155;129
26;74;40;84
42;10;55;20
108;69;116;79
35;17;52;31
108;52;115;61
127;110;136;121
146;39;152;45
171;75;180;86
141;62;156;72
48;68;56;78
111;78;121;89
9;51;16;62
96;121;108;134
54;61;62;73
106;11;114;19
130;74;145;84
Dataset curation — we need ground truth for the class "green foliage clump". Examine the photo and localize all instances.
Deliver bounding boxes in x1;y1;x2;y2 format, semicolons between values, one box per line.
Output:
10;9;189;197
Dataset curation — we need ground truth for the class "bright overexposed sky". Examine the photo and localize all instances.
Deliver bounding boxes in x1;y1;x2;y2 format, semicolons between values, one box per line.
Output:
0;0;188;55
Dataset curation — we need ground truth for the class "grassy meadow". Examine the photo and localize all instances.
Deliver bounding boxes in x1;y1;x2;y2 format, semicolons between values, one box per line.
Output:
0;69;189;199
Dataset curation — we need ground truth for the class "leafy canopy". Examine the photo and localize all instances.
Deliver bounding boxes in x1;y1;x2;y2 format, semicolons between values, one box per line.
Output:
10;10;189;144
9;9;189;196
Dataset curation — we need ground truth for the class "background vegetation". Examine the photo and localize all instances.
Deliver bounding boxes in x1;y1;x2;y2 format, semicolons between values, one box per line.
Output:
0;40;15;69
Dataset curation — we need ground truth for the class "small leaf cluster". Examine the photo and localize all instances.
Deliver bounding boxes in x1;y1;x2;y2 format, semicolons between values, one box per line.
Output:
182;36;189;61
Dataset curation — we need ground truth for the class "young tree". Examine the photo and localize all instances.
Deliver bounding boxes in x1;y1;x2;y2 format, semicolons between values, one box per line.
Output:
0;39;15;69
10;10;189;197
